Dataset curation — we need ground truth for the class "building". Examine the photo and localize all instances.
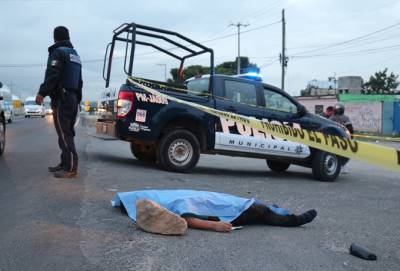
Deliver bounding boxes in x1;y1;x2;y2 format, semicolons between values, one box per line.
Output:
337;76;363;94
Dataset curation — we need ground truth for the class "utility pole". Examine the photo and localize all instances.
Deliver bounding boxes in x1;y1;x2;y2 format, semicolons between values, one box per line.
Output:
157;64;167;82
280;9;288;91
229;22;249;75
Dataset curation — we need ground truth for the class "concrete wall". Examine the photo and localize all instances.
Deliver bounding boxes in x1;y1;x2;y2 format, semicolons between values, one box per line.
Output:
345;102;382;133
296;96;338;114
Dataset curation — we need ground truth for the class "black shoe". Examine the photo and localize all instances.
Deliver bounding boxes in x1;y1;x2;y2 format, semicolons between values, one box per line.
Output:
295;209;317;226
48;164;64;173
54;170;77;179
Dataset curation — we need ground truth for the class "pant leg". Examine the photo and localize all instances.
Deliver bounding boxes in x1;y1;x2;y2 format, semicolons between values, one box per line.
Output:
55;92;78;172
52;101;65;166
231;203;297;227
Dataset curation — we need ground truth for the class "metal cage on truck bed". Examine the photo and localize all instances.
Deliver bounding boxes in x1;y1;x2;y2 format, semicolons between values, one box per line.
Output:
102;22;215;88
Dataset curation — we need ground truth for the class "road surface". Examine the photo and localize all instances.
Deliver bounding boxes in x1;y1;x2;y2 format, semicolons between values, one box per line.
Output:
0;116;399;270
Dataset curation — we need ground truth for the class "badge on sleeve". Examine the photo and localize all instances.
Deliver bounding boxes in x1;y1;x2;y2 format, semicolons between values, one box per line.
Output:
51;60;60;67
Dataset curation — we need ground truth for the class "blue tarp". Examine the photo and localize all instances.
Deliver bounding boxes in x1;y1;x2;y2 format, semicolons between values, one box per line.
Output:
111;189;256;222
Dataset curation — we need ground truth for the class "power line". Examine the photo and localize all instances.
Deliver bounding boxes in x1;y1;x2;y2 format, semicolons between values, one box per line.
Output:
291;43;400;59
292;21;400;56
0;20;281;68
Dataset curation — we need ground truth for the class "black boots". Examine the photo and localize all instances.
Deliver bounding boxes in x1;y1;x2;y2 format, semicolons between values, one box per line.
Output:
48;164;64;172
294;209;317;226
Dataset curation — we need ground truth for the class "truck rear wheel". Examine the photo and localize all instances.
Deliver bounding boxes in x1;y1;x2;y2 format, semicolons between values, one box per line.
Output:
0;117;5;156
157;129;200;172
130;143;156;163
266;160;290;172
312;151;340;182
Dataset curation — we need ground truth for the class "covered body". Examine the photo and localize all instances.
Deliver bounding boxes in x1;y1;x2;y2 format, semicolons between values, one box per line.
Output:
112;189;255;222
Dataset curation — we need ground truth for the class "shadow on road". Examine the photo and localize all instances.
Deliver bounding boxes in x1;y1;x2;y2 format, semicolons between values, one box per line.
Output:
89;152;160;169
192;166;316;182
89;151;321;183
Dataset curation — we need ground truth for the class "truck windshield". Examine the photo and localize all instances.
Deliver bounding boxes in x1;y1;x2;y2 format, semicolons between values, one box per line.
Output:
186;78;210;96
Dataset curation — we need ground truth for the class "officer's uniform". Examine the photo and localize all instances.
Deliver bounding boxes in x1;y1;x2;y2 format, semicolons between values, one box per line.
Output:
38;40;82;173
330;114;354;134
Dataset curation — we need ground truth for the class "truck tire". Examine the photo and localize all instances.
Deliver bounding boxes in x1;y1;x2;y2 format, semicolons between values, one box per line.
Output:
266;160;290;172
0;117;5;156
312;151;340;182
157;129;200;172
130;143;156;163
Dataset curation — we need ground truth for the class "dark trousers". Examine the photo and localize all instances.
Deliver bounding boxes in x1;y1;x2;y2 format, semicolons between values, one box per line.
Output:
231;203;297;227
52;92;78;172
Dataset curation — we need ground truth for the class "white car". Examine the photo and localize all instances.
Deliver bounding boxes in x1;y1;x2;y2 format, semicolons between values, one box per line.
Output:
44;101;53;115
0;96;5;156
24;97;45;118
0;88;13;123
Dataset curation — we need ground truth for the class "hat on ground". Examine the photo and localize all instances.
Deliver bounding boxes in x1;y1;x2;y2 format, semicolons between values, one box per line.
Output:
135;200;188;235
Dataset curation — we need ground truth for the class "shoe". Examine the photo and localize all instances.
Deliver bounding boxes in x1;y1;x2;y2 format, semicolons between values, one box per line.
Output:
54;170;77;179
295;209;317;226
48;164;64;173
136;200;187;235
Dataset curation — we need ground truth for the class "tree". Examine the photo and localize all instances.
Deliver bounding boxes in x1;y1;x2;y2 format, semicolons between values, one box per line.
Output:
363;68;399;94
169;57;260;83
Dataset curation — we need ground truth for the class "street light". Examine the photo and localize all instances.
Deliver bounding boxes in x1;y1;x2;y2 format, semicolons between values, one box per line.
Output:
157;64;167;82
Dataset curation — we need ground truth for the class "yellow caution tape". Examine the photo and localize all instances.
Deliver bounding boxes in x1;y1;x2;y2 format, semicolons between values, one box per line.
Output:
127;77;400;172
352;134;400;142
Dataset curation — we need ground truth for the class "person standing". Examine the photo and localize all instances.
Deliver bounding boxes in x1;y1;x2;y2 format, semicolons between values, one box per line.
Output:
330;102;353;174
330;103;354;135
36;26;82;178
322;106;334;119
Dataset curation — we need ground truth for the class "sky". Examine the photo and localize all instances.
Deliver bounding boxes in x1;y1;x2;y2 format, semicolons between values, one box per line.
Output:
0;0;399;100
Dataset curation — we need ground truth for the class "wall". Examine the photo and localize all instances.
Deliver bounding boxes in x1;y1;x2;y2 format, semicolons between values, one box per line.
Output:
296;96;338;114
345;102;382;133
382;102;394;135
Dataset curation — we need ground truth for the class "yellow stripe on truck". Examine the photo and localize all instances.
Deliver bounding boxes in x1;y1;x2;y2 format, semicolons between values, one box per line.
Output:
127;77;400;172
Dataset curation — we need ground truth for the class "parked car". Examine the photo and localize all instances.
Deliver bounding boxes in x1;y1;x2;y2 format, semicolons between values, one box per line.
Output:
44;101;53;115
24;96;45;118
0;95;5;156
0;88;13;123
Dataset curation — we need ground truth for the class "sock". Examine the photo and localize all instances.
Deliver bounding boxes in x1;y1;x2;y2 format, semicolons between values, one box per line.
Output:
295;209;317;226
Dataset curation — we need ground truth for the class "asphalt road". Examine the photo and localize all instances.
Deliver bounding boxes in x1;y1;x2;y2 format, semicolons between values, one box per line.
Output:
0;117;399;271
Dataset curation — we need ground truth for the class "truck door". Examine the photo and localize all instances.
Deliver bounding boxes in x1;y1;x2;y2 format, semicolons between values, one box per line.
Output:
214;79;266;153
261;87;310;158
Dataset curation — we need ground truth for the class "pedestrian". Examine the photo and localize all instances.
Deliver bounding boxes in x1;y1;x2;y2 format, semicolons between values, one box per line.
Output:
329;103;354;135
36;26;82;178
330;102;353;174
322;106;334;119
112;190;317;234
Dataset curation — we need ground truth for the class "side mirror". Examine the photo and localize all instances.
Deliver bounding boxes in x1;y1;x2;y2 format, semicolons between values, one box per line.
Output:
297;104;307;117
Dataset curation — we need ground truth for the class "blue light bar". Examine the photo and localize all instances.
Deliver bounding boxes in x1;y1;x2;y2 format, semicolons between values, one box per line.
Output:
236;72;263;81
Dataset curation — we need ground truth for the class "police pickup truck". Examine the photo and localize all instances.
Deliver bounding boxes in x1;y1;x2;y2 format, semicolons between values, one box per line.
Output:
97;23;350;182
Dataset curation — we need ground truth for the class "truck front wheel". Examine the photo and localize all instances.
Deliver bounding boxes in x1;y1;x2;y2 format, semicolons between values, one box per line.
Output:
312;151;340;182
157;129;200;172
130;143;156;163
266;160;290;172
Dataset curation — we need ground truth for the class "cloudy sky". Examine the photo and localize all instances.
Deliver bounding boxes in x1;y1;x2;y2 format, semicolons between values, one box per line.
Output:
0;0;399;100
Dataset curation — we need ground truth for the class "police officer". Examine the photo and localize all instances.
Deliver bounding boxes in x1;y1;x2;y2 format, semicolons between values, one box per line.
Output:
330;102;354;135
330;102;353;174
36;26;82;178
